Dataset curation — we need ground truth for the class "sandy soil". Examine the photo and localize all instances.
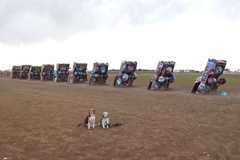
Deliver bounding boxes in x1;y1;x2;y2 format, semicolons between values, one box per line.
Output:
0;75;240;160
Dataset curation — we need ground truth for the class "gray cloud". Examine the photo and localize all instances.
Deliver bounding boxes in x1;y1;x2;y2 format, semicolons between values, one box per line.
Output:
0;0;101;45
212;0;240;20
1;0;239;71
0;0;201;45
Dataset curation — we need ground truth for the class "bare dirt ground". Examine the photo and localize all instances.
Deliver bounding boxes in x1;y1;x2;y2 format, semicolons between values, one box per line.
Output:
0;75;240;160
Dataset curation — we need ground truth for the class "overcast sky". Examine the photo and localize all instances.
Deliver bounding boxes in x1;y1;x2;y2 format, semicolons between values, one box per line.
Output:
1;0;240;71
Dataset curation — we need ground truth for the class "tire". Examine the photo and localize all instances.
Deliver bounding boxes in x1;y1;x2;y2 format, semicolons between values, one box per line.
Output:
147;82;152;90
191;83;200;93
165;82;170;88
113;78;117;87
103;78;106;84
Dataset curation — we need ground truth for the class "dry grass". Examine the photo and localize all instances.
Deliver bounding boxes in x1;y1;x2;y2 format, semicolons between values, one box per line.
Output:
0;75;240;160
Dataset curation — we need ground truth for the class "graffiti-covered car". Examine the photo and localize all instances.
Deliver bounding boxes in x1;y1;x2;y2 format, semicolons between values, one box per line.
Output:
89;62;109;85
191;58;227;94
114;61;137;87
28;66;41;80
148;61;176;90
19;65;31;79
11;66;21;78
68;62;88;83
40;64;54;81
53;63;70;82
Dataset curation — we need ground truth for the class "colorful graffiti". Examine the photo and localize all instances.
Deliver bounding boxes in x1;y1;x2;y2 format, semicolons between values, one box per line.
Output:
191;59;227;94
68;62;88;83
11;66;21;78
53;63;70;82
89;62;109;85
114;61;137;87
40;64;54;81
19;65;31;79
148;61;176;90
28;66;42;80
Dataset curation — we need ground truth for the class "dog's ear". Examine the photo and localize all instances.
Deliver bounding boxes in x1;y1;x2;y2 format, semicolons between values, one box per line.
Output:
92;109;96;114
88;109;91;115
105;113;109;118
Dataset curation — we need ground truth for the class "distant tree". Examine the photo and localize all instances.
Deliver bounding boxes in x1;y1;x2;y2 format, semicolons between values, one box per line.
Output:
0;70;11;74
110;69;119;71
235;68;240;72
224;68;230;72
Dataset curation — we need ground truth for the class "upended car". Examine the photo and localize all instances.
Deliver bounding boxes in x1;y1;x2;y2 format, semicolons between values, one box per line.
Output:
114;61;137;87
68;62;88;83
148;61;176;90
19;65;31;79
40;64;54;81
28;66;42;80
89;62;109;85
191;58;227;94
11;65;21;78
53;63;70;82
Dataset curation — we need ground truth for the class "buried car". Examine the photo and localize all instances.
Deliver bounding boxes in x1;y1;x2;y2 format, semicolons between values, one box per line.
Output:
11;65;21;78
28;66;41;80
68;62;88;83
191;58;227;94
89;62;109;85
19;65;31;79
114;61;137;87
148;61;176;90
40;64;54;81
53;63;70;82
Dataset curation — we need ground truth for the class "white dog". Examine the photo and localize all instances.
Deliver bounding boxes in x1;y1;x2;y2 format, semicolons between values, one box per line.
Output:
86;109;96;129
99;112;110;128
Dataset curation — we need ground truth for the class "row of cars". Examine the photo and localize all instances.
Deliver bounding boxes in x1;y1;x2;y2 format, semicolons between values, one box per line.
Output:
10;61;138;87
11;59;227;93
11;62;106;84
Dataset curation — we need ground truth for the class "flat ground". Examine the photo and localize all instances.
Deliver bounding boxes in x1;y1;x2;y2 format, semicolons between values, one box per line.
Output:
0;75;240;160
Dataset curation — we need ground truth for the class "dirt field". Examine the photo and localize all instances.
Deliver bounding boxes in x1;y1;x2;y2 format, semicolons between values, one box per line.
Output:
1;75;240;160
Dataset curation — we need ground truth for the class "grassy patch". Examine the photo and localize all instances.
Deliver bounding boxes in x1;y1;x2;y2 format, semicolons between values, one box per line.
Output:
231;146;240;155
174;73;202;82
13;121;31;132
219;74;240;85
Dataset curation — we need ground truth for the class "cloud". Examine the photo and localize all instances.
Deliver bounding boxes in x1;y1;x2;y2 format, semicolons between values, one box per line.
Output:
1;0;239;46
0;0;193;45
212;0;240;20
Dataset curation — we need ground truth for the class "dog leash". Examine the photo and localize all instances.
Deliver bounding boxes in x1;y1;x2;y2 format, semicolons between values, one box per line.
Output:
77;122;86;127
110;123;121;127
104;123;121;128
78;122;122;128
77;116;89;127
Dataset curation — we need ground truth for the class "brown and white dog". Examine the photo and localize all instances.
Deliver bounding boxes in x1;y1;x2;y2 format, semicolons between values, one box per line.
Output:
85;109;96;129
98;112;110;128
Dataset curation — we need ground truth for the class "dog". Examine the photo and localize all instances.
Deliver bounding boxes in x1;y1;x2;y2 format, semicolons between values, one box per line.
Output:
85;109;96;129
98;112;110;128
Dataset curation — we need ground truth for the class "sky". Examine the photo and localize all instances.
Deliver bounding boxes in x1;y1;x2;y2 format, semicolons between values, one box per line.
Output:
1;0;240;71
